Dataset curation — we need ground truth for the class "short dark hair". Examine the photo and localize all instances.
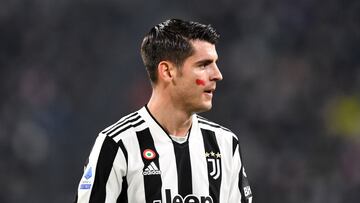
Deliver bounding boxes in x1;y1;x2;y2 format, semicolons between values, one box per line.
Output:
140;19;220;84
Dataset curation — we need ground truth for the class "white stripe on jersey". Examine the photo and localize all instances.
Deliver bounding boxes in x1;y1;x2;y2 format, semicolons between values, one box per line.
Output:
188;118;210;196
120;128;147;203
105;166;121;202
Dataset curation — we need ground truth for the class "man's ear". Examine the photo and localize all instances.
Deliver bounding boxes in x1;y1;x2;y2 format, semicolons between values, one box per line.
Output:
157;61;176;83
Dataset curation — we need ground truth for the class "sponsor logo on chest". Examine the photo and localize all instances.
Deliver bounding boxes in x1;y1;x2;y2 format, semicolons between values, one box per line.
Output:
153;189;213;203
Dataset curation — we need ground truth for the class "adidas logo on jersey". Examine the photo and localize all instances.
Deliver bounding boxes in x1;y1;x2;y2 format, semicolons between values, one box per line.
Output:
143;161;161;176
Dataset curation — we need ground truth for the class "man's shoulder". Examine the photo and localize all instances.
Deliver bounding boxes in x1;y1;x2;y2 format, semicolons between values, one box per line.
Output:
99;109;147;140
196;115;237;139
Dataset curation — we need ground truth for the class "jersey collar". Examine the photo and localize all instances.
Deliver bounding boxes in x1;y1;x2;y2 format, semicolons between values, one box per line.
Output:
140;105;198;144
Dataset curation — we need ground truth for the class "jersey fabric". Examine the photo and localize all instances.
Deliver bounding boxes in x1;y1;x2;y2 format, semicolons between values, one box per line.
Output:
75;106;253;203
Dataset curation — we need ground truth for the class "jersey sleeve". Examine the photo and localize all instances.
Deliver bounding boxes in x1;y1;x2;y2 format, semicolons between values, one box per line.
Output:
75;133;128;203
228;136;253;203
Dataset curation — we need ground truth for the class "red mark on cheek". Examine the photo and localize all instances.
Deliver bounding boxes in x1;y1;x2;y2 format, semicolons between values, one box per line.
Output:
196;79;206;86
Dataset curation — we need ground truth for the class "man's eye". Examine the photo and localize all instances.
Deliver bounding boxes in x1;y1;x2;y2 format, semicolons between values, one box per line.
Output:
200;63;209;68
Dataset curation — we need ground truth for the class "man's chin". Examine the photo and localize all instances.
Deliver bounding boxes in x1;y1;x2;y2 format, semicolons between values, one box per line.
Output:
194;103;212;114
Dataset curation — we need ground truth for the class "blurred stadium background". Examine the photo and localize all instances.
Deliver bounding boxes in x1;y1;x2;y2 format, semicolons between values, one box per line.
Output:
0;0;359;202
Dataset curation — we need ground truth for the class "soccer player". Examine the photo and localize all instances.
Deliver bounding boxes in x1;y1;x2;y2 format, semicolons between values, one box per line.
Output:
75;19;253;203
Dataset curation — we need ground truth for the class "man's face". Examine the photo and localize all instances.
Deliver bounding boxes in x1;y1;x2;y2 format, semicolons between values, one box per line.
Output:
171;40;223;114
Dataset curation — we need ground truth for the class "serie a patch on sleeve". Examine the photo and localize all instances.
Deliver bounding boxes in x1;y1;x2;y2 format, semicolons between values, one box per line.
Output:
80;166;93;190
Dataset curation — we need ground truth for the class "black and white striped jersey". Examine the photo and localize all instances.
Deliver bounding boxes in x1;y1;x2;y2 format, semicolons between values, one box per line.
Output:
75;106;252;203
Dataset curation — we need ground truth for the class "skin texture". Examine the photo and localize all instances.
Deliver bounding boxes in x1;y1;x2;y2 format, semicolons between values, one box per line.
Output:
147;40;223;137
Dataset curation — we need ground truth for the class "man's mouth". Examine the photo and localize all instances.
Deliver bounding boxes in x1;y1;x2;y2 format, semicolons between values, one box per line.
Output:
204;87;215;95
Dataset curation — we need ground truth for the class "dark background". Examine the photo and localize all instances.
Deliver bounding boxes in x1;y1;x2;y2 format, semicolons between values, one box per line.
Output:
1;0;359;202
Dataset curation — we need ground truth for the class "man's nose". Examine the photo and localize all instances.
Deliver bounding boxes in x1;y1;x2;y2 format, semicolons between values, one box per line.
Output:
210;64;223;81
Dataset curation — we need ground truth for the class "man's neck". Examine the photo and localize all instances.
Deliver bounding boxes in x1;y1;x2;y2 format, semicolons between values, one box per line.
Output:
147;92;192;137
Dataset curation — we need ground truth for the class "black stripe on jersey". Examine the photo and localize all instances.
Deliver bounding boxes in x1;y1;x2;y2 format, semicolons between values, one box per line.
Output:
201;129;222;203
233;137;238;156
136;128;162;202
197;117;231;132
102;112;138;134
173;140;193;197
106;114;142;136
110;119;145;138
117;176;128;203
238;143;252;202
89;136;119;202
116;140;128;202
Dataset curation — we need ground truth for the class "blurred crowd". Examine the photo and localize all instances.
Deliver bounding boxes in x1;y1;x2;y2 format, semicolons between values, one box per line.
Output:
0;0;359;202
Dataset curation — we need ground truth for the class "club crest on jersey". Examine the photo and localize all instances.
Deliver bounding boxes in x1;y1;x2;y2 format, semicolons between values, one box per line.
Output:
205;151;221;180
143;149;156;160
